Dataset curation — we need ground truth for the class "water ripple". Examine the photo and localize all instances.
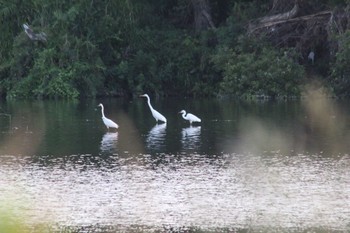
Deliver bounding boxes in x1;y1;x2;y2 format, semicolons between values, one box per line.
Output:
0;153;350;232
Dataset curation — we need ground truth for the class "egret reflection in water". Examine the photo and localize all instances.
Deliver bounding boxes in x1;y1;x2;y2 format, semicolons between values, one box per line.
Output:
181;126;201;151
0;113;12;132
146;123;167;152
100;132;118;153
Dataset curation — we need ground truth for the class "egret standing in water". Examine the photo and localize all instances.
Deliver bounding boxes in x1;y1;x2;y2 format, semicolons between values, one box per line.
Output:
98;103;119;130
140;94;167;123
179;110;201;125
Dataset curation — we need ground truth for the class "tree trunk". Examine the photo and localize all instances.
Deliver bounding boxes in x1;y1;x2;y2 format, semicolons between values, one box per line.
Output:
191;0;215;31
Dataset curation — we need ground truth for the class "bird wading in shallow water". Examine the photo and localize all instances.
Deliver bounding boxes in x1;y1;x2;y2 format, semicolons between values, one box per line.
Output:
98;103;119;130
179;110;201;125
140;94;167;123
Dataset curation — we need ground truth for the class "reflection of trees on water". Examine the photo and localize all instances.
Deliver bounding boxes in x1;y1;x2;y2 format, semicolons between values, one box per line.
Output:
181;126;201;151
0;103;46;156
100;132;118;153
146;123;166;152
0;113;12;132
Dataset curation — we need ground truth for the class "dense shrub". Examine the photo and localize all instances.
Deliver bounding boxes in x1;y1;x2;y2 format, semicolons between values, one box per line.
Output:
1;0;350;99
213;37;305;98
329;30;350;97
110;29;220;97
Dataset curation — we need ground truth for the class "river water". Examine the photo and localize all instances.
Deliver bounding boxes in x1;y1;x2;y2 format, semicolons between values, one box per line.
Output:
0;97;350;232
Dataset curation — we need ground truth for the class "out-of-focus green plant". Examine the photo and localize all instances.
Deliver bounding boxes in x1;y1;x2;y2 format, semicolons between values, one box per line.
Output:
0;216;27;233
0;208;45;233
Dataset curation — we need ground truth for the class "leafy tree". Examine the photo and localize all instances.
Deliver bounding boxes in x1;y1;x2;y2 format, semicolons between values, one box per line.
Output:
213;36;305;98
329;30;350;97
1;0;350;98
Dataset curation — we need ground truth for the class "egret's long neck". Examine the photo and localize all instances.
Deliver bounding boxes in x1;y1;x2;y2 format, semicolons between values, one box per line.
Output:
146;96;154;111
182;112;187;119
100;106;105;118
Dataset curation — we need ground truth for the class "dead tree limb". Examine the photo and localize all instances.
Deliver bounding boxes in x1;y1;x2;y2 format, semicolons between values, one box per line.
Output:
246;1;350;64
249;10;332;34
259;3;299;24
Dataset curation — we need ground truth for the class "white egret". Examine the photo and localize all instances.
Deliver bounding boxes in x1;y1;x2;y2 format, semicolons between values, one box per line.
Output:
23;23;47;42
179;110;201;124
98;103;119;130
140;94;167;123
308;51;315;64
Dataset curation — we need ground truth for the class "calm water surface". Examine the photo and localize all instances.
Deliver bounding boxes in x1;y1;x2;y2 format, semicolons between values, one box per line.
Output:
0;98;350;232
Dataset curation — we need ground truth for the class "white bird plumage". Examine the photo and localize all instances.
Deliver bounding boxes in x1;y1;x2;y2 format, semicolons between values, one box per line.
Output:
140;94;167;123
23;23;47;42
179;110;201;124
308;51;315;64
98;103;119;130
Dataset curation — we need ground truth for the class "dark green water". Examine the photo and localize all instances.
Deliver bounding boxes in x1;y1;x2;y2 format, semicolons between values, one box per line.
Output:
0;98;350;232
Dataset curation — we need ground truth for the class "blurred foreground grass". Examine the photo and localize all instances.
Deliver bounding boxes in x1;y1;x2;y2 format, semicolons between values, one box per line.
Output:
0;211;43;233
0;206;55;233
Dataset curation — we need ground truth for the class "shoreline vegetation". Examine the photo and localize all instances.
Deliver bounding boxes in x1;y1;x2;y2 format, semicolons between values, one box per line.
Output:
1;0;350;100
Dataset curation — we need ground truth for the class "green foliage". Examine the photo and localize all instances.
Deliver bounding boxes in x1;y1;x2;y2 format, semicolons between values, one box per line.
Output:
7;33;104;98
109;28;220;97
213;36;305;98
329;30;350;97
1;0;350;98
0;0;136;98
